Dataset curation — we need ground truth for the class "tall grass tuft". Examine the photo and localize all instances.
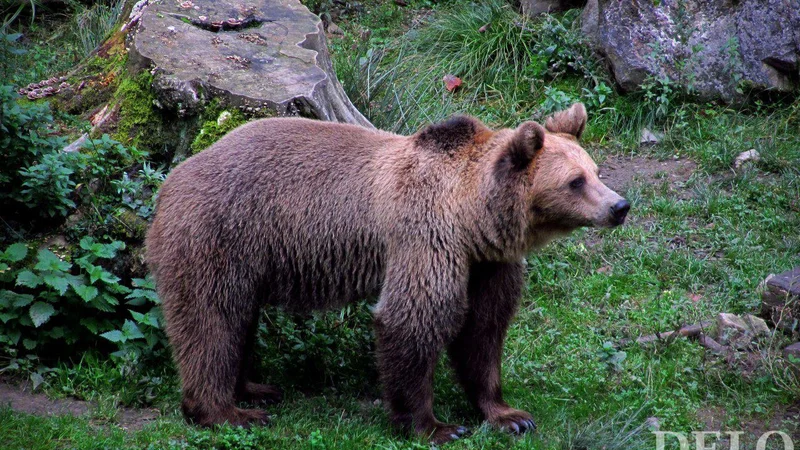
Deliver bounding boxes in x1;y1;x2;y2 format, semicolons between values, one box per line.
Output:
342;0;607;134
68;0;125;57
561;405;655;450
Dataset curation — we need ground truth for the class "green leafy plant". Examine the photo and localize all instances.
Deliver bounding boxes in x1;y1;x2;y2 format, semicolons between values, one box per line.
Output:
582;82;613;110
78;134;148;186
641;74;675;120
541;86;577;116
0;239;164;380
258;302;377;389
597;341;627;372
0;85;73;217
111;162;166;220
18;152;79;217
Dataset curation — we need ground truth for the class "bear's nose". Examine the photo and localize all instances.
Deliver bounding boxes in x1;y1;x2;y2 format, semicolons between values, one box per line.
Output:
610;199;630;225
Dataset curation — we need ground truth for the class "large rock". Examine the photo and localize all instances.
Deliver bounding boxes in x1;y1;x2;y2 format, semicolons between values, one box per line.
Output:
581;0;800;100
128;0;372;127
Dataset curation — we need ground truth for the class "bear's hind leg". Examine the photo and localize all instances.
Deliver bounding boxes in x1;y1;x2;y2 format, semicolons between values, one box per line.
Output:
166;284;269;428
235;319;282;405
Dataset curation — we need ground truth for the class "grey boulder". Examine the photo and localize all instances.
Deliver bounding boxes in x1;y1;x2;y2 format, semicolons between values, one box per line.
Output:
581;0;800;100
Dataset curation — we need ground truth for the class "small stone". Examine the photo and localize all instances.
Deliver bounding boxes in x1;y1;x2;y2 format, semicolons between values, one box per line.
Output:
744;314;770;335
716;313;770;349
326;22;344;35
762;267;800;333
645;417;660;431
640;128;662;145
734;149;760;168
785;342;800;362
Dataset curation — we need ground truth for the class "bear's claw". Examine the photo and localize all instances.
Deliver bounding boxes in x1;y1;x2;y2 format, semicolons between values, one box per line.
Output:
490;408;536;435
427;422;469;444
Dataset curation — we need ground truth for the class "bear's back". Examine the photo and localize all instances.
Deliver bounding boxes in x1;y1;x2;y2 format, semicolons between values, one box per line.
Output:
148;118;403;311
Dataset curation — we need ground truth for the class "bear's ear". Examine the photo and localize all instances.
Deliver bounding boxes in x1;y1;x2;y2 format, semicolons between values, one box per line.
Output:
497;121;545;174
545;103;587;139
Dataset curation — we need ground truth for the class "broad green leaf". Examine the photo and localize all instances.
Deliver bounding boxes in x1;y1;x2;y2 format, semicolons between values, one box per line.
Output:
42;273;70;295
22;338;36;349
0;312;17;323
80;318;101;334
79;236;95;251
132;277;156;290
30;372;45;390
3;243;27;262
6;330;21;345
47;327;65;338
11;293;34;308
34;249;71;272
29;302;56;327
105;282;131;295
100;329;125;343
16;270;42;288
121;320;145;340
126;288;160;305
73;285;99;302
66;273;85;289
0;290;13;308
86;265;104;284
99;270;121;285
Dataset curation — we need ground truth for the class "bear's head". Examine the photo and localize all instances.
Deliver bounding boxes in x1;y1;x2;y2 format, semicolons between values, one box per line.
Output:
483;103;629;256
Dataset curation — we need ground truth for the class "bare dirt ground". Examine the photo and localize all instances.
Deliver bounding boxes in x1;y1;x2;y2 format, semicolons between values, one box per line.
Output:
0;381;159;430
599;155;698;194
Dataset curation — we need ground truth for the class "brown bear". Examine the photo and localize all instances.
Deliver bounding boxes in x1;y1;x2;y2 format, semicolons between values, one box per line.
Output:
145;103;629;444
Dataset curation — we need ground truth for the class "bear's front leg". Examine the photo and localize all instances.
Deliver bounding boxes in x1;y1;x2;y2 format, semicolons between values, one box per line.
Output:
448;261;536;435
374;252;470;444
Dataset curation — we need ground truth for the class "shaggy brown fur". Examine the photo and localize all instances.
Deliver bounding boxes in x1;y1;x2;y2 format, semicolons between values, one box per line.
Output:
145;103;628;444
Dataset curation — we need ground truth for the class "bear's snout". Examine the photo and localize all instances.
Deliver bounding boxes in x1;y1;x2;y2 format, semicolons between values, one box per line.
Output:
609;199;630;226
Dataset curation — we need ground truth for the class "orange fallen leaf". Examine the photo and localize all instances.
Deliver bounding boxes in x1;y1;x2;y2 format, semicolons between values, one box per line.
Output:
443;74;462;92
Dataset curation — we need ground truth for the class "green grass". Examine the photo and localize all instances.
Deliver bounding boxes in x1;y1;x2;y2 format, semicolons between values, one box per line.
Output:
2;0;800;449
1;0;125;87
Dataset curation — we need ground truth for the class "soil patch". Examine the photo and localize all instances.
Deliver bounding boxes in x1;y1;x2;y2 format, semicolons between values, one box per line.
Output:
697;402;800;444
599;156;697;194
0;382;159;430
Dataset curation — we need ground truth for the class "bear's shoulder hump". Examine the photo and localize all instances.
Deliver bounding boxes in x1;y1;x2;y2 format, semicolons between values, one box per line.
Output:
414;115;488;154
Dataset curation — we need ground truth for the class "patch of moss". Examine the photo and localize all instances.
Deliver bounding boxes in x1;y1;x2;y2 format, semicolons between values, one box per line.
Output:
190;109;248;153
112;71;163;152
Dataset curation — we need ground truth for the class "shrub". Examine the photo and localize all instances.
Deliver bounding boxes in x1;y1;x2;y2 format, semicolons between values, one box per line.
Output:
0;239;166;376
0;85;74;217
257;302;377;391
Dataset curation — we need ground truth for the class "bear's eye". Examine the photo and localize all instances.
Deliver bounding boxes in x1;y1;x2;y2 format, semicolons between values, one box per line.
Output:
569;176;585;190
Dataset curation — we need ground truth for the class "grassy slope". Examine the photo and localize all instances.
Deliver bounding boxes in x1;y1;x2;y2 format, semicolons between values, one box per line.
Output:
3;1;800;449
